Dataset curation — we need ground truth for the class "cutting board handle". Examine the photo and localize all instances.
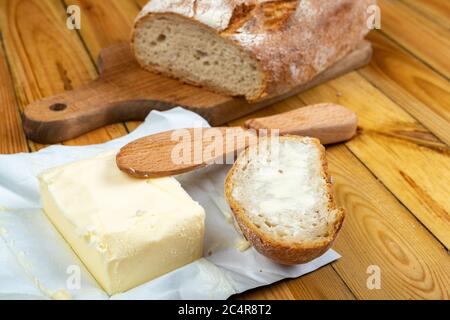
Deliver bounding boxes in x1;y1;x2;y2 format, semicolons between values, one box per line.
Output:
22;84;178;144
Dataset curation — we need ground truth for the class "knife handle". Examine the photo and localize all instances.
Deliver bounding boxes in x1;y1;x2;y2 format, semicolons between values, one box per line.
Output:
245;103;358;145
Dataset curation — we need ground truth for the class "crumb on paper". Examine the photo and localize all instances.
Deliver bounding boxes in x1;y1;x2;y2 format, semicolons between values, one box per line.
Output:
206;240;229;257
225;214;233;224
235;239;251;252
210;194;233;224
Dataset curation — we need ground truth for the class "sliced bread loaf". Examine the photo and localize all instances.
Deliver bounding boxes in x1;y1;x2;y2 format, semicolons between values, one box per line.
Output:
132;0;373;101
225;135;344;264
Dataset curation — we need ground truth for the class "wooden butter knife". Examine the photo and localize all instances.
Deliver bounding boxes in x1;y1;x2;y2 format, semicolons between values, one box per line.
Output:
116;103;357;178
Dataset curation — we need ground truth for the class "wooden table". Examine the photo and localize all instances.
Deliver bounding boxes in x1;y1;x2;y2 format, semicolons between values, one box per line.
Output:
0;0;449;300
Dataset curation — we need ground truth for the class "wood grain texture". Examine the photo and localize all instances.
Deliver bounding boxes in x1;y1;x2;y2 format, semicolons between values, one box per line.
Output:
63;0;141;131
0;0;128;149
400;0;450;29
377;0;450;78
0;36;28;154
298;72;450;249
360;31;450;145
238;266;355;300
64;0;139;60
328;145;450;299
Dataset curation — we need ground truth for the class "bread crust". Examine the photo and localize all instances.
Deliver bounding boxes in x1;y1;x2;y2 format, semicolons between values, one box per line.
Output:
224;135;345;265
133;0;375;101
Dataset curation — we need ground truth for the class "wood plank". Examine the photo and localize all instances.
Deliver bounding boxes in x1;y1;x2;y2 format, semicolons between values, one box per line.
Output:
400;0;450;29
360;32;450;145
118;0;144;132
298;72;450;249
328;145;450;299
284;265;356;300
64;0;139;60
0;0;128;149
233;105;450;299
0;35;28;154
377;0;450;78
238;266;355;300
63;0;142;132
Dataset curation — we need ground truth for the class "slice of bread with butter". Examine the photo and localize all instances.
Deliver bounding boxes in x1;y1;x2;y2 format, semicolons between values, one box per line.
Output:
38;151;205;295
225;136;345;265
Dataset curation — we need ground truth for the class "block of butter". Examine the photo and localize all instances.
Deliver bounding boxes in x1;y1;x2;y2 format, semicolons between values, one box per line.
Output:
38;151;205;295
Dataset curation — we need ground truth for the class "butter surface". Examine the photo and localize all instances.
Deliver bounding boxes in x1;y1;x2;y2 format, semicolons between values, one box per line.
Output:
39;151;205;295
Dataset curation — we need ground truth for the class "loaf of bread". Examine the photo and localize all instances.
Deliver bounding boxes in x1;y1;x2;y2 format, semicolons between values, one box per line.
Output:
225;136;344;264
132;0;374;101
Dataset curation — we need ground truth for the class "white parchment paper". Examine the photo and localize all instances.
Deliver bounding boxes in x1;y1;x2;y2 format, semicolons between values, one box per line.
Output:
0;108;340;300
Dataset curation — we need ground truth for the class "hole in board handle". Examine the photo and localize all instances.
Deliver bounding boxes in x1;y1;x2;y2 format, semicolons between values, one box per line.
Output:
49;103;67;111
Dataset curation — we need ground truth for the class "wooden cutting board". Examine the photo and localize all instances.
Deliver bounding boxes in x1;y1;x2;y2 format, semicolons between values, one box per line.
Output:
22;41;372;144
